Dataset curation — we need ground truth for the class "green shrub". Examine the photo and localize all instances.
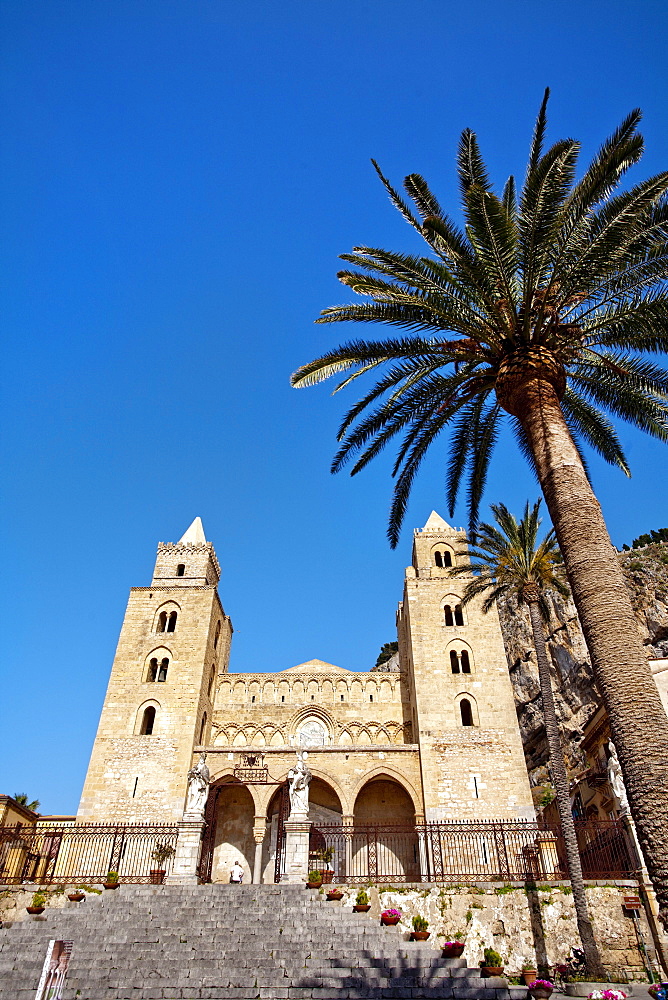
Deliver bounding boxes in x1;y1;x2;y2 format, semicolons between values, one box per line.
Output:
412;914;429;932
31;892;47;908
308;870;323;883
483;948;503;967
355;888;369;905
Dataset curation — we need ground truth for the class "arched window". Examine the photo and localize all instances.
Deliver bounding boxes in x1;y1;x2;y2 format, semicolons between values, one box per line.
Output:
199;713;207;745
140;706;156;735
444;605;454;627
450;650;460;674
176;564;185;577
166;611;177;632
460;650;471;674
207;665;216;698
454;604;464;626
214;621;221;648
434;551;443;568
156;612;167;633
460;699;473;727
442;550;452;567
149;657;169;682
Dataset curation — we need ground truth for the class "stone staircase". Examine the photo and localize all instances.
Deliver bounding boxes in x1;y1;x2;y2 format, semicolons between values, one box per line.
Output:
0;884;526;999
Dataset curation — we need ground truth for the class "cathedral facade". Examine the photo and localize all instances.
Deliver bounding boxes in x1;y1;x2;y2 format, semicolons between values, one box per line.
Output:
78;513;534;883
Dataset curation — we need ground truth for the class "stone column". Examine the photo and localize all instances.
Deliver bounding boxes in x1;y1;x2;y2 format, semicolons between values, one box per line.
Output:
342;815;354;881
252;817;266;885
166;818;205;884
281;817;311;883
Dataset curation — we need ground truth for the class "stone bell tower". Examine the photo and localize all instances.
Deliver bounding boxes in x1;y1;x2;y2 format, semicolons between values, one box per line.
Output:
397;512;534;821
77;518;232;823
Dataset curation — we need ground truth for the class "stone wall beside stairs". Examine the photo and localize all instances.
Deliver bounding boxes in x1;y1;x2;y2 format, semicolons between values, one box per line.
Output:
330;881;656;979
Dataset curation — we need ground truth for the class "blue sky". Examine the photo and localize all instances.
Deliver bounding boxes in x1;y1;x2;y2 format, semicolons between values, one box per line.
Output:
2;0;668;814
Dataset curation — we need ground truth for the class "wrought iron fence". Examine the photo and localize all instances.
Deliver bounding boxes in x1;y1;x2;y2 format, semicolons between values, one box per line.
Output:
0;824;179;885
308;818;639;884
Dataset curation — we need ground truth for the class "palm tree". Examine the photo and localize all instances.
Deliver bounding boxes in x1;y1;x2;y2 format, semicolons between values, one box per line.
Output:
451;499;603;974
13;793;40;812
291;92;668;926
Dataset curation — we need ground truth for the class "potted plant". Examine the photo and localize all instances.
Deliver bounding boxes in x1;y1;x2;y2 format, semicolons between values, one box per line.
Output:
103;870;120;889
326;888;344;901
26;891;47;915
313;846;335;884
442;931;465;958
527;979;555;999
150;842;176;884
307;870;323;888
67;887;86;902
521;963;539;986
353;888;371;912
648;984;668;1000
381;908;402;926
481;948;504;976
410;915;430;941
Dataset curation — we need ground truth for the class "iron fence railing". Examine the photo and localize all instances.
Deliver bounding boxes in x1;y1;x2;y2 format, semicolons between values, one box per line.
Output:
307;818;640;884
0;824;179;885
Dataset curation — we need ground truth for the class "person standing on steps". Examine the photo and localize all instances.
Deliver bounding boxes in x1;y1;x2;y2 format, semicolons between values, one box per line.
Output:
229;861;244;883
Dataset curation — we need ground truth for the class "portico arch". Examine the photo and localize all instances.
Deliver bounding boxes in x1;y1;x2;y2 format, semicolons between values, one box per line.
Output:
350;767;421;820
210;781;256;883
353;775;417;824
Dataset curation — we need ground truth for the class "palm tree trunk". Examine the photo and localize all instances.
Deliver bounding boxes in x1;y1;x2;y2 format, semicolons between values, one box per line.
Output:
526;596;604;976
512;376;668;929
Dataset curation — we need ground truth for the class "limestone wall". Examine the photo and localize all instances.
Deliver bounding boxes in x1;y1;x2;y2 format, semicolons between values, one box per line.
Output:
328;881;659;979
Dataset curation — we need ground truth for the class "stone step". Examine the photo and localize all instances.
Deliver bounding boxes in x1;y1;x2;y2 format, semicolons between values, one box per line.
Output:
0;884;522;1000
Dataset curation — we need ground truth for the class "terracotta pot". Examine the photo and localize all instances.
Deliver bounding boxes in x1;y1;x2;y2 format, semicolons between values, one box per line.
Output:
326;890;344;901
353;904;371;912
528;989;553;999
149;870;166;885
68;893;85;902
411;930;430;941
318;870;334;884
381;915;401;926
307;880;322;889
442;943;465;958
103;881;120;890
522;971;539;986
481;966;504;977
26;906;45;915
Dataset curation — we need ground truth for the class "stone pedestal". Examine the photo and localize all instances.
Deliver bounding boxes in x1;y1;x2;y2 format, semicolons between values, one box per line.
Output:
165;817;205;884
281;816;311;883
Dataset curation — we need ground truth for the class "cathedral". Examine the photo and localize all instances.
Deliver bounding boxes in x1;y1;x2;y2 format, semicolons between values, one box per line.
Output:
78;513;534;883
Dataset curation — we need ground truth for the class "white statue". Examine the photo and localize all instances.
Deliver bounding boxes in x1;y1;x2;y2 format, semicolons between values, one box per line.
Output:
287;749;311;817
185;752;210;816
607;741;629;814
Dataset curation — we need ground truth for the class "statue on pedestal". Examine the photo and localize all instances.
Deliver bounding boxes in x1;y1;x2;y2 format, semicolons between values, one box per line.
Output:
287;749;311;818
185;752;210;817
607;741;629;814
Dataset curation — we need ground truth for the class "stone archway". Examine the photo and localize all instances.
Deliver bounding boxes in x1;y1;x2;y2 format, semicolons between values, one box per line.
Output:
351;776;419;881
210;782;256;883
353;776;416;824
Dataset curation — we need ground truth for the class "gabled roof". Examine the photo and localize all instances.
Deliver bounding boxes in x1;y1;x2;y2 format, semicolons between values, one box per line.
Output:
280;658;353;674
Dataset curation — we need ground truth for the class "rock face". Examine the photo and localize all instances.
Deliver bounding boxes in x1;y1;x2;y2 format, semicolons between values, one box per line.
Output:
497;541;668;778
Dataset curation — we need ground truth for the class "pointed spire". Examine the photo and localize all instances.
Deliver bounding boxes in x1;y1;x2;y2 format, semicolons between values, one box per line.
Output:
178;517;206;545
422;511;452;532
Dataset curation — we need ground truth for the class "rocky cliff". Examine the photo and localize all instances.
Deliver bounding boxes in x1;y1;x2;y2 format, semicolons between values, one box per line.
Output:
497;540;668;781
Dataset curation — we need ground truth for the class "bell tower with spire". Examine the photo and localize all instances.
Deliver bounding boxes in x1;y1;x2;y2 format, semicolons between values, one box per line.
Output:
77;519;232;823
397;512;534;821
